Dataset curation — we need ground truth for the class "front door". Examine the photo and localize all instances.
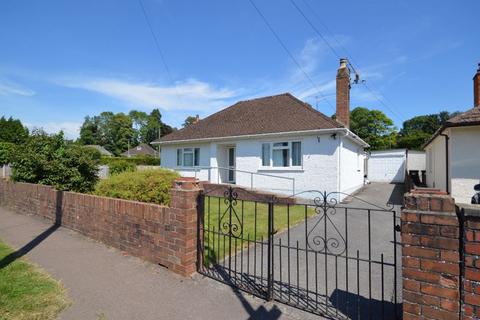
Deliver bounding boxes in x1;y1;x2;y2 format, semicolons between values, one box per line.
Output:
228;147;236;183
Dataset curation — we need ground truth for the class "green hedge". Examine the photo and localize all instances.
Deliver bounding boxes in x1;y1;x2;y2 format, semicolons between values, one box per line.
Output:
93;169;179;205
99;155;159;166
108;160;136;175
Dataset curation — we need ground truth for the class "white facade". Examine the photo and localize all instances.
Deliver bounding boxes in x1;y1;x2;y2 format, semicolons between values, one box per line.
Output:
425;126;480;204
159;130;366;200
367;149;406;183
407;150;426;172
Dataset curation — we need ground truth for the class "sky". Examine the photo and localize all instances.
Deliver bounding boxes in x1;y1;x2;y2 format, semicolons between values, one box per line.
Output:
0;0;479;139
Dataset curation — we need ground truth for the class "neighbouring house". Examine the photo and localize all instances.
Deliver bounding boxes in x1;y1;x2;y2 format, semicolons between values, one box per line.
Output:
367;149;425;183
424;63;480;204
152;59;368;199
84;145;113;157
122;143;158;158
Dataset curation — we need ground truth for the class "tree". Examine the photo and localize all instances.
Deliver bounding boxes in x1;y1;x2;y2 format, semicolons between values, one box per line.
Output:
78;109;173;152
11;130;99;192
349;107;397;150
183;115;199;127
396;111;460;150
0;116;29;144
0;142;15;165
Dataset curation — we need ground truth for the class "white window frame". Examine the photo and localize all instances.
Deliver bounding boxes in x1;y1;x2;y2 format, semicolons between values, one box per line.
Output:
176;147;200;167
260;141;302;169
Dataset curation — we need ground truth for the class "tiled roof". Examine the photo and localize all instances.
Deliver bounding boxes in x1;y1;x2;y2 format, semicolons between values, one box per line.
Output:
122;143;157;157
156;93;342;143
423;107;480;148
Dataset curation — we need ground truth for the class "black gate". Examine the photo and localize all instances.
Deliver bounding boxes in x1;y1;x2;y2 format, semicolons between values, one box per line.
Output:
197;186;402;320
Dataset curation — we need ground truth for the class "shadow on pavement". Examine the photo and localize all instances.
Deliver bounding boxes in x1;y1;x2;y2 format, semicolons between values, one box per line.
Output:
386;184;405;207
211;256;283;320
329;289;402;320
0;190;63;269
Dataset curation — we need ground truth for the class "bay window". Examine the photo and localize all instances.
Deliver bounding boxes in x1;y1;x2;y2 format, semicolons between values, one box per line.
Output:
261;141;302;168
176;147;200;167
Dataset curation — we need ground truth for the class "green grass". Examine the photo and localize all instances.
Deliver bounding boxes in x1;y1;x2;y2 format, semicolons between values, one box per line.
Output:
202;197;316;265
0;240;70;320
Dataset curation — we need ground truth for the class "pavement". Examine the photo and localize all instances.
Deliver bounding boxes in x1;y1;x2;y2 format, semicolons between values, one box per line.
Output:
0;206;319;320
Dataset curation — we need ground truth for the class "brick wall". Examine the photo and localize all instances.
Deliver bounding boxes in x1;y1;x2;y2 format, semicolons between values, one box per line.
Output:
402;189;460;320
460;205;480;319
0;178;201;277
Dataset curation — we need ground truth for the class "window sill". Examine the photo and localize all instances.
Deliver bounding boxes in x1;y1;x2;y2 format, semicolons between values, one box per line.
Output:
258;167;304;173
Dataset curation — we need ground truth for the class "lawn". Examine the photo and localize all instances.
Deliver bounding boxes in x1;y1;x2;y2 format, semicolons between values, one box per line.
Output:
202;197;316;265
0;240;70;320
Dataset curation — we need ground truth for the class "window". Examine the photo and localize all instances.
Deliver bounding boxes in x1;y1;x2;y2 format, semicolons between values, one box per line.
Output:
292;142;302;166
262;143;270;166
176;147;200;167
262;141;302;168
273;142;289;167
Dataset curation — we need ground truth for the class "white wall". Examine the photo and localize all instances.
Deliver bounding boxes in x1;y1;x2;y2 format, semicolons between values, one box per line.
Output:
159;133;365;200
407;151;426;171
233;134;341;198
160;143;212;181
425;133;447;191
367;150;406;183
450;126;480;204
340;137;365;194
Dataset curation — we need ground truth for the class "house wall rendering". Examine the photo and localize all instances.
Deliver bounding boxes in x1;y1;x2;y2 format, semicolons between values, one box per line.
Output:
160;132;365;199
425;131;448;192
450;126;480;204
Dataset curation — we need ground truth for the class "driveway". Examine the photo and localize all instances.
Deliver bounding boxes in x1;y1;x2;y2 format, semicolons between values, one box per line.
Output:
204;183;404;320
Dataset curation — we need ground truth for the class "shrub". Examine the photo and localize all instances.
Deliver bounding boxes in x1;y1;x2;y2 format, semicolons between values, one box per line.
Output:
108;160;136;175
99;155;159;166
0;142;15;165
11;130;99;192
93;169;179;205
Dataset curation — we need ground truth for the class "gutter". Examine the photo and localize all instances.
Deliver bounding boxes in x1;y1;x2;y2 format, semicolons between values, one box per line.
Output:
153;127;369;147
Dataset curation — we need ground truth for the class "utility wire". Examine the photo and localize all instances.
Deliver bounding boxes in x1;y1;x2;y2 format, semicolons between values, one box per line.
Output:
290;0;407;122
138;0;180;99
247;0;335;112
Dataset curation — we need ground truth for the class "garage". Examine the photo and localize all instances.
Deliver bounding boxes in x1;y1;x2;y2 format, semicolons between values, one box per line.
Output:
367;149;406;183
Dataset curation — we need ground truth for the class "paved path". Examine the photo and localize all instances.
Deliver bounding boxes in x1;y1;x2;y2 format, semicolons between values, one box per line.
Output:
0;207;319;320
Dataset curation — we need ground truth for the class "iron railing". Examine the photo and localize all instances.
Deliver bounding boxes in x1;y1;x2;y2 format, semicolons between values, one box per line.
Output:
184;166;296;196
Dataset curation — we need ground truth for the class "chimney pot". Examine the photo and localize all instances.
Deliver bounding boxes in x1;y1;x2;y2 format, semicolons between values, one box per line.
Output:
336;58;350;128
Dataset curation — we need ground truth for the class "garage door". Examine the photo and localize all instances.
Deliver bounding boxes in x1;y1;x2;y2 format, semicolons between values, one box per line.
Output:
368;153;406;183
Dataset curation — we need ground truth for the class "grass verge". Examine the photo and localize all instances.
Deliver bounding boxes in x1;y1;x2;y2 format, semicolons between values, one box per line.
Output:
0;240;70;320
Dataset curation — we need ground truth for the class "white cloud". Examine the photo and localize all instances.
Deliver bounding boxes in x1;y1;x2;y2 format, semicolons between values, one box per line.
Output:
25;121;82;140
0;80;35;97
60;77;239;112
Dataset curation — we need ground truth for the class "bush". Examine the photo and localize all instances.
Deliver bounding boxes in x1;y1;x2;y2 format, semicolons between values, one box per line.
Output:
99;155;159;166
11;130;99;192
0;142;15;165
109;160;136;175
93;169;179;205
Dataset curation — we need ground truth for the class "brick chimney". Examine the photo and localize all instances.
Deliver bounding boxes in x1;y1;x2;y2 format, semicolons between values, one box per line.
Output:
474;63;480;108
336;58;350;128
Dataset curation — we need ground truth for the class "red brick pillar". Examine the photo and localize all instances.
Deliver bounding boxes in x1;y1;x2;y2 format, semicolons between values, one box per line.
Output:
402;189;460;320
462;205;480;319
167;178;203;277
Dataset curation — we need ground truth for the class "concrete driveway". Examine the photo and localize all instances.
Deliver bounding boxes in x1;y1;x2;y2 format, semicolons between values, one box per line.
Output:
205;183;404;320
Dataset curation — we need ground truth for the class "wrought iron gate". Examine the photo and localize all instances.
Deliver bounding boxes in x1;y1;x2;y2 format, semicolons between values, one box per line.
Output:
197;186;402;319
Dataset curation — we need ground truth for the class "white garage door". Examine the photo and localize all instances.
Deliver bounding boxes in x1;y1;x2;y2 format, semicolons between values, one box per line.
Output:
368;152;406;183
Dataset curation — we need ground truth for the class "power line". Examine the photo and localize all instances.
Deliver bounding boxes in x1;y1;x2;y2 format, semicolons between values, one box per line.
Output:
290;0;407;122
137;0;177;90
247;0;335;112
